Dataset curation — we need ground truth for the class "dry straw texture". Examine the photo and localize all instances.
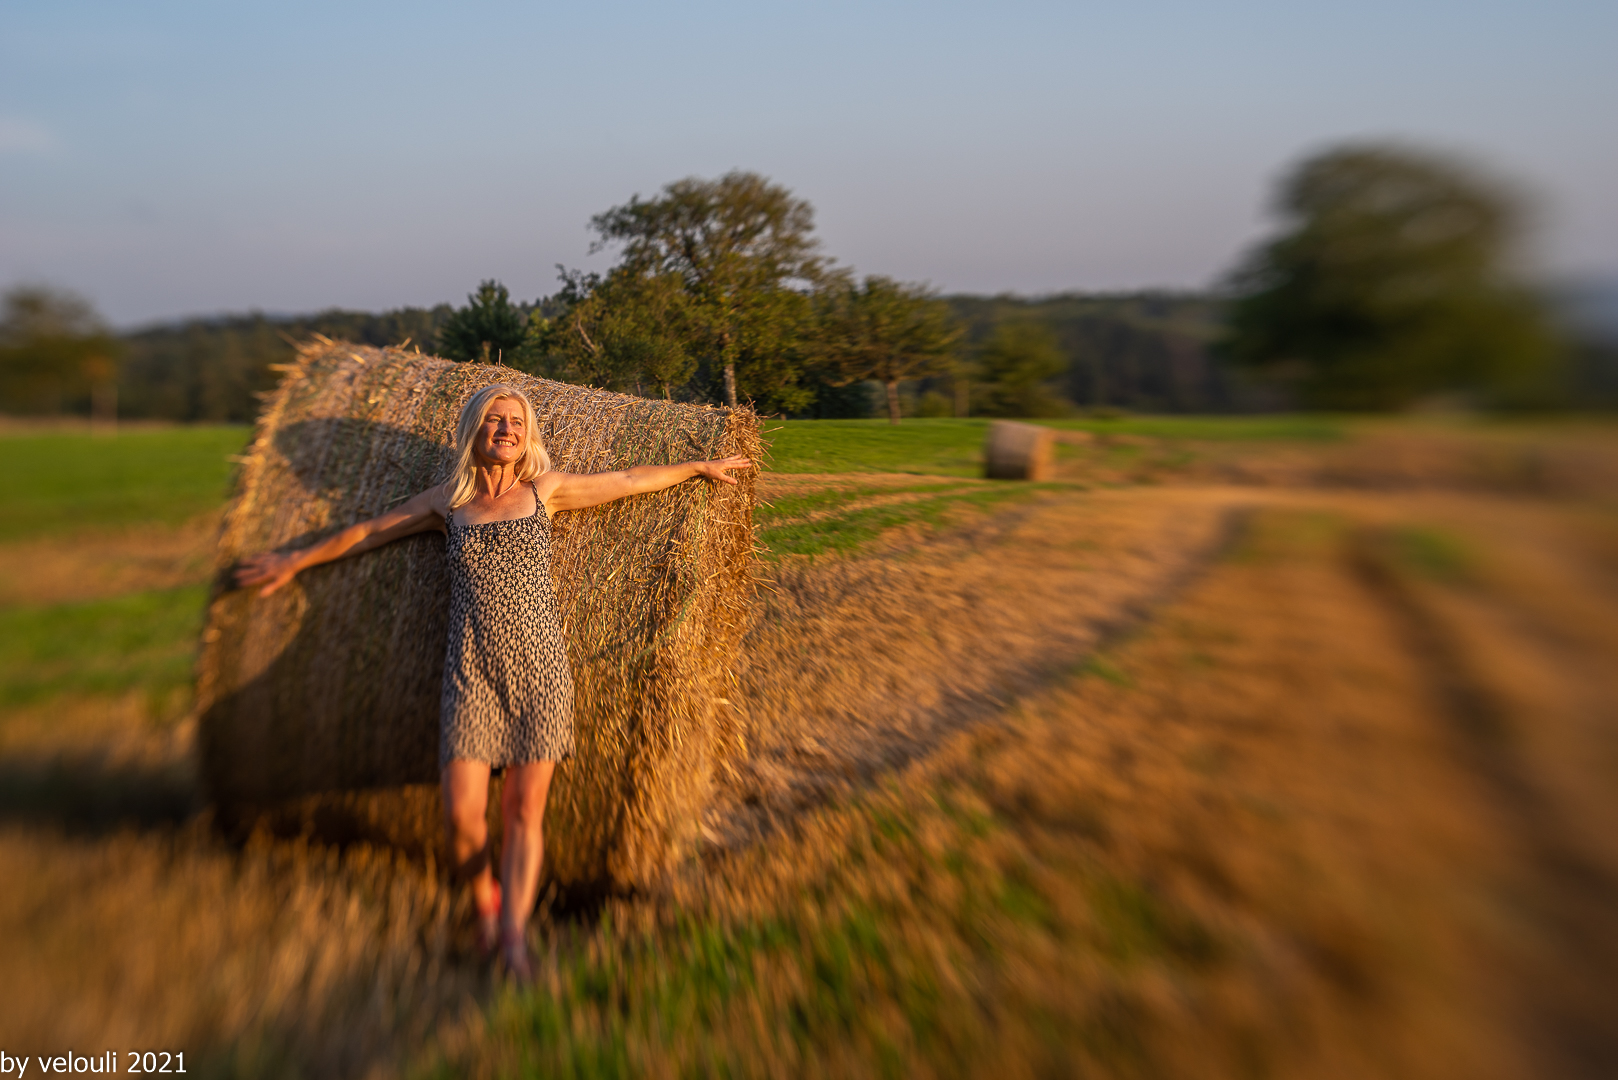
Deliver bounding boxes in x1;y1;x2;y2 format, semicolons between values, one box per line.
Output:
197;340;760;891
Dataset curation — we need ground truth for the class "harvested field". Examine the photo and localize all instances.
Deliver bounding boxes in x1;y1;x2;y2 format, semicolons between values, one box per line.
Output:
716;483;1246;848
438;490;1618;1078
2;416;1617;1077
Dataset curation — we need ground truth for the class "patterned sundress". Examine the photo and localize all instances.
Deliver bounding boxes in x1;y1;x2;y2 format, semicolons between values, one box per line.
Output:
439;481;575;766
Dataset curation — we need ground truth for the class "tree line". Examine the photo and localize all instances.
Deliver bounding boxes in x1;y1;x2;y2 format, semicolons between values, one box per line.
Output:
4;147;1609;424
425;173;1259;419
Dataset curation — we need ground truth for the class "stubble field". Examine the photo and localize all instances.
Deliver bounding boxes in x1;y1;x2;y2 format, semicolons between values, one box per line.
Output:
1;416;1616;1078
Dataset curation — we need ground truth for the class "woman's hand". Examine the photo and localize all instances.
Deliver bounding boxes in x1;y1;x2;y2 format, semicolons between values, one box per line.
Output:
691;455;752;485
234;550;303;596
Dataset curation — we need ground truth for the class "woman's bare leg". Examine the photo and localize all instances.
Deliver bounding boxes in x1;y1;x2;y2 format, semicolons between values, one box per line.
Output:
441;760;497;919
498;760;556;975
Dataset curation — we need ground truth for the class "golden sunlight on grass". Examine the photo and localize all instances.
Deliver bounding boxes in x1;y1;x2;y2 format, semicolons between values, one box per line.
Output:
430;498;1618;1078
2;420;1616;1077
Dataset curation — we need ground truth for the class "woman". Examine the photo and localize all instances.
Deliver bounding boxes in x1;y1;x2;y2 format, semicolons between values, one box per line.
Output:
234;384;750;979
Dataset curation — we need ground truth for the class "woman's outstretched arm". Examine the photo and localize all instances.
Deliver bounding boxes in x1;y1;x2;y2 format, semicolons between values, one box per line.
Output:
233;485;449;596
543;456;751;514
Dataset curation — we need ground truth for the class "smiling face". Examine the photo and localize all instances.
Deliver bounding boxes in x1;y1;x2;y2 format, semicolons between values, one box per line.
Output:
473;396;527;468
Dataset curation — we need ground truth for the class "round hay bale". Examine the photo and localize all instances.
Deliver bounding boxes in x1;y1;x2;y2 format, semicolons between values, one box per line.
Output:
983;420;1055;480
197;341;760;891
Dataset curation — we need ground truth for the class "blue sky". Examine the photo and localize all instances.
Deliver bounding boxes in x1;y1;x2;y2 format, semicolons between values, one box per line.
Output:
2;0;1613;327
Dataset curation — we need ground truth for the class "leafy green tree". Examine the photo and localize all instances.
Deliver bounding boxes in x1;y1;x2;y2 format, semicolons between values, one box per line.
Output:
974;322;1069;417
437;280;529;365
0;286;121;418
611;275;699;399
1221;144;1558;409
814;276;962;424
587;171;829;409
540;268;696;398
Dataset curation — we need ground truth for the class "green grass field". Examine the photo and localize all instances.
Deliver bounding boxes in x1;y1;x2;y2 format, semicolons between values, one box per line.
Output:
0;416;1347;710
0;415;1343;541
763;419;992;475
0;585;208;708
757;481;1066;557
761;415;1345;477
0;425;249;541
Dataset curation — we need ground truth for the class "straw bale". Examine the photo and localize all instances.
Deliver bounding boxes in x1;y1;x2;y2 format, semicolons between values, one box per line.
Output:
197;342;760;891
984;420;1054;480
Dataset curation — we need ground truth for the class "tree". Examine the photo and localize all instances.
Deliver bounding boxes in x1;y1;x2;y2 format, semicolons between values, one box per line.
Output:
0;286;121;421
1220;144;1558;409
815;276;962;424
588;171;829;409
974;322;1068;417
540;267;697;398
437;280;529;364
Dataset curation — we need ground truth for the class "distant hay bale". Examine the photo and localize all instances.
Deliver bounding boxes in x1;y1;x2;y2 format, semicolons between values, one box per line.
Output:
197;341;760;891
983;420;1054;480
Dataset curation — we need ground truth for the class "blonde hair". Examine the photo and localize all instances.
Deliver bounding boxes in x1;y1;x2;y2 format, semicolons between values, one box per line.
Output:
445;385;552;509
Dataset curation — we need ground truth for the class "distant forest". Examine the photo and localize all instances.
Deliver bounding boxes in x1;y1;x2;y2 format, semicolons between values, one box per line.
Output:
114;292;1269;423
943;293;1271;414
118;305;456;423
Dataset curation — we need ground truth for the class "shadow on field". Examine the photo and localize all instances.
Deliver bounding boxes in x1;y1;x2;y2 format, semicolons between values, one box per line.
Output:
0;748;201;834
